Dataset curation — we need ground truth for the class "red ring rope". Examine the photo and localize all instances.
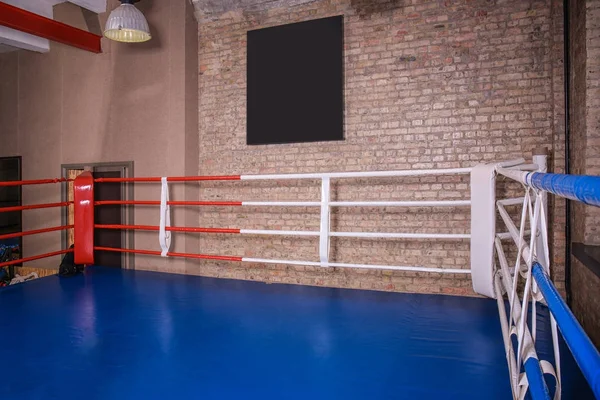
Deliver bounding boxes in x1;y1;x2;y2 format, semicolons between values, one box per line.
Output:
0;202;72;213
95;224;240;234
0;225;73;241
94;246;242;262
0;248;73;268
94;175;241;183
0;177;75;270
94;200;243;206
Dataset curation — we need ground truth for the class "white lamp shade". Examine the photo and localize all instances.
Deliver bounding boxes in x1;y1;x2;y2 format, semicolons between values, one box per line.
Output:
104;3;151;43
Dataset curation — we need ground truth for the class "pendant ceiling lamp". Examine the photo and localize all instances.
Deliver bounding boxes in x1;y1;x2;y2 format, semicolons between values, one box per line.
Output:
104;0;151;43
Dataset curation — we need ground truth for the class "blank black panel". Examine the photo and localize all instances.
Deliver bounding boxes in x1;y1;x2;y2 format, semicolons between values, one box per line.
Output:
247;16;344;145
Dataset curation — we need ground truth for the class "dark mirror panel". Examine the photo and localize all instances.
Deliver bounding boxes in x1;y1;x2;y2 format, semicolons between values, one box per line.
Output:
247;16;344;145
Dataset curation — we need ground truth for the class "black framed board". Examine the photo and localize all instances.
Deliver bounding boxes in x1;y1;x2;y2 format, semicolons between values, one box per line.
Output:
247;16;344;145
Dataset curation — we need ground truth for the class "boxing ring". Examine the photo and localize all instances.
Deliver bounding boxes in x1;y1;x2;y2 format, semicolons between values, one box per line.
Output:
0;156;599;399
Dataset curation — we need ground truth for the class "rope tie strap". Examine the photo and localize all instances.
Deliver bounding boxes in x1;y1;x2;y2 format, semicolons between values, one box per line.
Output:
159;177;171;257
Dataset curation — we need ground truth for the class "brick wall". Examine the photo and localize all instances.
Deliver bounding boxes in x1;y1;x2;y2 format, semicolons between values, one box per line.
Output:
569;0;600;346
583;0;600;243
549;0;566;292
191;0;566;295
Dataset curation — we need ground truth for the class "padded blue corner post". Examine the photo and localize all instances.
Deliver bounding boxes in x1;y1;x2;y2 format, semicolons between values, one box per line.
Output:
526;172;600;207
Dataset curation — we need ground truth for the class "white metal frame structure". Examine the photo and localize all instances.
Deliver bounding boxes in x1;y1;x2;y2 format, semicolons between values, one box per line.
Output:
494;153;559;400
473;151;600;400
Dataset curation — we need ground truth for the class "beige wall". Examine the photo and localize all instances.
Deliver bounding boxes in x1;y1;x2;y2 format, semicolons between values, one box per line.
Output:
0;0;198;272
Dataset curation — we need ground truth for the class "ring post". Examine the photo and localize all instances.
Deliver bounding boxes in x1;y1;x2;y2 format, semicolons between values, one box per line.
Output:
470;163;498;298
74;171;94;265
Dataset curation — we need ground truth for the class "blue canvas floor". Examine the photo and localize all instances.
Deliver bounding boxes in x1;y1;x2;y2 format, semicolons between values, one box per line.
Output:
0;267;593;399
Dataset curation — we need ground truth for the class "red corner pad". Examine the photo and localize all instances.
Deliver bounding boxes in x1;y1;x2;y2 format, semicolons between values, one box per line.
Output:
74;171;95;265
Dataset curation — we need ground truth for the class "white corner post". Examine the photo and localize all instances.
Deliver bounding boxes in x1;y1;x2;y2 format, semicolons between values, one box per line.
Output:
319;178;331;267
470;164;498;298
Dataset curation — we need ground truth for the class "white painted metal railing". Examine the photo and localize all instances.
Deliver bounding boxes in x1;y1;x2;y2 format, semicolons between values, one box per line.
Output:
480;152;560;400
237;167;474;274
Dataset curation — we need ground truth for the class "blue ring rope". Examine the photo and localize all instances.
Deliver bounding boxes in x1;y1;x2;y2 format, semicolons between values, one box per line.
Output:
526;172;600;207
532;262;600;398
524;357;551;400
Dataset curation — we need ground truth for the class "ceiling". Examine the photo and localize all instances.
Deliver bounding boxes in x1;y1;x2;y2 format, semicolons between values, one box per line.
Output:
191;0;317;21
1;0;318;52
49;0;106;14
0;43;19;53
0;0;106;53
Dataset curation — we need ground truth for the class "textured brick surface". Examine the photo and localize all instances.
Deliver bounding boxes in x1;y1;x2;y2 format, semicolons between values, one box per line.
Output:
569;0;600;346
191;0;567;295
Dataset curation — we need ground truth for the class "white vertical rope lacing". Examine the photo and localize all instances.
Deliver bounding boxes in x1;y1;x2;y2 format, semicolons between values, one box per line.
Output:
538;191;562;398
319;177;331;267
495;175;561;399
159;177;171;257
516;191;540;370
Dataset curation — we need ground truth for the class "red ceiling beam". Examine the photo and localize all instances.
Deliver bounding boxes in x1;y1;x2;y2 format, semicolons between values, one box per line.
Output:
0;1;102;53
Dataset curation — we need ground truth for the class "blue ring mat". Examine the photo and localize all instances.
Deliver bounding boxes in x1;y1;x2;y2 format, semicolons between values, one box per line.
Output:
0;266;593;399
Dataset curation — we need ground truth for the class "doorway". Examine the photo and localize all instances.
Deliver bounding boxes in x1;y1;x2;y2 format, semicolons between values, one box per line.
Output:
0;156;22;278
62;162;134;268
